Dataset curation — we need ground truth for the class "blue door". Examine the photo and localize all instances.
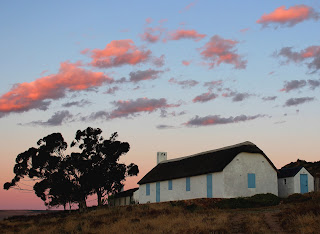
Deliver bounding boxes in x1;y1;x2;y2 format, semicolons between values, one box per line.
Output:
156;182;160;202
207;174;212;198
300;174;308;194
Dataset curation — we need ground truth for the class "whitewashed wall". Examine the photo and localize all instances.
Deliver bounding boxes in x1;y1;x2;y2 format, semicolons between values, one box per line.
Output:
133;189;139;203
222;152;278;198
293;168;314;193
139;173;225;204
278;177;295;198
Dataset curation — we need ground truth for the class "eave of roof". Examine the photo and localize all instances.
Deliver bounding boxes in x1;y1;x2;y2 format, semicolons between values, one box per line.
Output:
138;141;277;185
113;188;139;198
278;166;303;178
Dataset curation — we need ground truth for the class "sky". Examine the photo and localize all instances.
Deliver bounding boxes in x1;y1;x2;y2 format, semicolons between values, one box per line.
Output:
1;0;320;210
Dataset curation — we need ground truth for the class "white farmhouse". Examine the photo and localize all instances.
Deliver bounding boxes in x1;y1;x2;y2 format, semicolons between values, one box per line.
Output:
278;167;314;198
138;141;278;204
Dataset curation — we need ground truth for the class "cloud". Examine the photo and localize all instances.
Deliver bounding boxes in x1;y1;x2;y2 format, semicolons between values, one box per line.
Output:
88;97;179;120
182;60;191;66
104;86;120;95
222;91;252;102
274;46;320;72
200;35;247;69
180;0;198;13
62;99;91;108
0;62;112;117
203;80;223;88
192;91;217;103
109;98;178;118
284;97;314;106
152;55;165;67
308;79;320;89
26;110;73;126
280;79;320;92
87;39;152;68
168;29;206;41
184;114;265;127
262;96;277;101
140;26;164;43
240;28;250;33
257;5;319;28
145;17;153;24
129;69;164;83
280;80;307;92
168;78;199;89
160;109;186;118
156;124;175;129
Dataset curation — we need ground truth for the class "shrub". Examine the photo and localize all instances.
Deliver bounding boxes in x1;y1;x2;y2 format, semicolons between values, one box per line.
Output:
248;193;282;206
216;193;281;209
284;193;311;204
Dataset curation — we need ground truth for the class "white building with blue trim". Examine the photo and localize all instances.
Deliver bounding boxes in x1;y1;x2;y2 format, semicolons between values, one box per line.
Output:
137;141;278;204
278;166;314;198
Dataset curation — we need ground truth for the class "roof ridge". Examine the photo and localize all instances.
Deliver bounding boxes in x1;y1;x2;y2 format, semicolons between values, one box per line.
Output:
159;141;255;164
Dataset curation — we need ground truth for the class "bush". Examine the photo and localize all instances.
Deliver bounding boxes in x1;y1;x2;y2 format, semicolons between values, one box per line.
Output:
248;193;282;206
216;193;281;209
284;193;311;204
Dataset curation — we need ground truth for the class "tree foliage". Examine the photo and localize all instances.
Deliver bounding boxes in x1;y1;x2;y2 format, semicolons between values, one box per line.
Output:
4;127;139;210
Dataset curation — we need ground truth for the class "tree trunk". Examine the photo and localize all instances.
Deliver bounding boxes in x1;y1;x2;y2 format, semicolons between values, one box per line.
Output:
97;188;103;206
78;197;87;212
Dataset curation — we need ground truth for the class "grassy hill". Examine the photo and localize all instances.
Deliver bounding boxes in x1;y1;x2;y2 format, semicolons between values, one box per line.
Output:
1;192;320;233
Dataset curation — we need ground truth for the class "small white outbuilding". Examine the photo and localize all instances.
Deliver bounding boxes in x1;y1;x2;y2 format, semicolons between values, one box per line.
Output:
278;166;314;198
138;141;278;204
109;188;139;206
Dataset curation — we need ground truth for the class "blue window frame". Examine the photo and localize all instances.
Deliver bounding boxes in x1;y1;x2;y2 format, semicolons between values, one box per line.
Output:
248;173;256;188
146;183;150;196
168;180;172;190
186;177;190;191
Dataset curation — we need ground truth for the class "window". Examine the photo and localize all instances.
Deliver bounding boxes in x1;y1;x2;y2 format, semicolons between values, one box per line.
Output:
248;173;256;188
168;180;172;190
186;177;190;191
146;184;150;196
284;179;287;185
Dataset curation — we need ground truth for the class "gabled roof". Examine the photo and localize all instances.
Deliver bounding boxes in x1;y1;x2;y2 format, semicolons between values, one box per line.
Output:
278;166;303;178
113;188;139;198
138;141;277;185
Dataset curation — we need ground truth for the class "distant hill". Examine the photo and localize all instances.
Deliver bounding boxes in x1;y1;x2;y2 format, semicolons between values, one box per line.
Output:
282;159;320;177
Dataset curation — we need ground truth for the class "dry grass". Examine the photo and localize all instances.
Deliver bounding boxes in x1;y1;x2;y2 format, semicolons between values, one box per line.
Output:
1;192;320;233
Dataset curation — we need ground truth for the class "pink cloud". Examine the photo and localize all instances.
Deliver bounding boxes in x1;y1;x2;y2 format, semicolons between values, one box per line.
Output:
200;35;247;69
182;60;191;66
140;27;164;43
145;17;153;24
180;0;199;13
168;29;206;41
240;28;250;33
257;5;319;27
274;45;320;72
192;91;217;103
88;39;152;68
0;62;113;115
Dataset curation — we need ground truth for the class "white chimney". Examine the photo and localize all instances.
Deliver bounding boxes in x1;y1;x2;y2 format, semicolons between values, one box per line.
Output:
157;152;167;164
